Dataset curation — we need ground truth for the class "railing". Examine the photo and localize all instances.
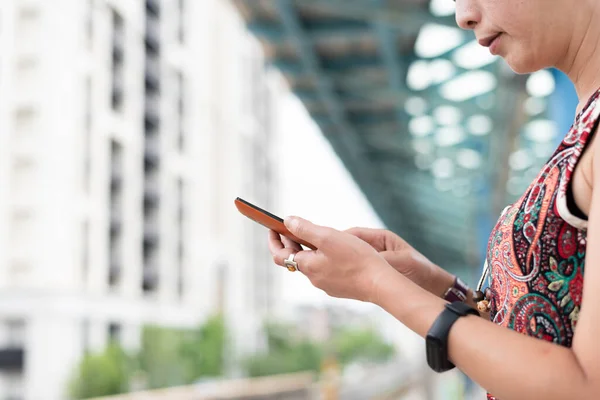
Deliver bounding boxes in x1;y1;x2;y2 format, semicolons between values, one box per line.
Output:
87;362;424;400
89;372;316;400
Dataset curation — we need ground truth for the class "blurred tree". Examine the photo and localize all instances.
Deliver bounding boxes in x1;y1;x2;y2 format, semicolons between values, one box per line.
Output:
333;328;395;365
179;314;226;381
243;322;395;378
136;326;187;389
136;314;227;387
244;339;323;377
244;321;321;377
264;321;296;352
67;315;228;397
69;343;131;399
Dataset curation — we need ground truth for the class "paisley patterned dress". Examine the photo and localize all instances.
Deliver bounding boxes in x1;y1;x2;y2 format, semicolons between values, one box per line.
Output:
485;89;600;400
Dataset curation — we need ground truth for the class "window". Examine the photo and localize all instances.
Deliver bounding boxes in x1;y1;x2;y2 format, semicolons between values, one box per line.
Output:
5;320;25;348
215;263;227;312
83;77;92;193
111;10;124;111
81;221;89;285
9;210;33;271
3;372;24;400
86;0;94;50
177;0;185;43
15;57;37;93
14;107;36;140
16;5;39;57
108;140;123;288
176;71;185;151
10;156;34;196
142;2;161;294
108;322;121;344
176;178;184;300
81;319;90;354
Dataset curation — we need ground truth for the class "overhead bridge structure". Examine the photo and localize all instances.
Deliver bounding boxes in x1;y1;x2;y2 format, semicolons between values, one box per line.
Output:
232;0;568;279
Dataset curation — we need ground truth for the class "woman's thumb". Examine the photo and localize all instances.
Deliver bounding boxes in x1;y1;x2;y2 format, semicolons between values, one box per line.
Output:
284;216;325;246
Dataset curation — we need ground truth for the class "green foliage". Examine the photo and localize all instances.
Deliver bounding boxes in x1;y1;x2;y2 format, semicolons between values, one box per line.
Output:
67;314;228;398
136;325;187;389
244;339;323;377
138;314;227;388
243;321;322;377
67;314;393;397
179;315;226;381
264;322;295;353
332;328;395;365
69;343;131;399
243;321;395;378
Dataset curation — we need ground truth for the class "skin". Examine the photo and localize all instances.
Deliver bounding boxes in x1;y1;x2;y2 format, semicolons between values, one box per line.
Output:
268;0;600;398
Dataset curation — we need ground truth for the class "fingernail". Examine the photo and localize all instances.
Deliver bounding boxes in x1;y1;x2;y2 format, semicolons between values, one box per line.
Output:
284;216;299;231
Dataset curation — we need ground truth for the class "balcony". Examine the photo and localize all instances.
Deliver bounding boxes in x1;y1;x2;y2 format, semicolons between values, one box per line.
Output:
143;214;159;245
145;17;160;54
144;140;160;170
142;265;159;292
108;263;121;286
143;189;159;210
0;348;24;371
146;0;160;18
144;96;160;128
109;221;121;238
112;29;125;63
109;194;122;232
110;161;122;190
111;71;124;111
144;58;160;93
143;178;160;217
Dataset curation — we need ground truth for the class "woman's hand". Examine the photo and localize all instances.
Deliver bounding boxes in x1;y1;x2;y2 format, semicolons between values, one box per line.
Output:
268;217;396;303
343;227;455;298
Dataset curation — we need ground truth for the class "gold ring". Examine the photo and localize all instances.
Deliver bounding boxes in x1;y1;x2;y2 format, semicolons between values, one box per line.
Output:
283;253;298;272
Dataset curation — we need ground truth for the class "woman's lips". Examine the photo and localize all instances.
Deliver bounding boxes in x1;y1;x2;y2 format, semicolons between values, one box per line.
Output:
479;33;503;55
489;33;502;55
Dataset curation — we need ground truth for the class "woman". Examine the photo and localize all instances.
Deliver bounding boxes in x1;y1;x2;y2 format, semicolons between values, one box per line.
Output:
268;0;600;399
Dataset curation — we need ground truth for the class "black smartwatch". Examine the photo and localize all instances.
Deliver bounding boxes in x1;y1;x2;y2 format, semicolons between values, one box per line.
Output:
426;301;479;373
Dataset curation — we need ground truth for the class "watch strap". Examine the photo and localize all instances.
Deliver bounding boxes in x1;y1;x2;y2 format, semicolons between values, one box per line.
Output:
443;276;469;303
426;302;479;373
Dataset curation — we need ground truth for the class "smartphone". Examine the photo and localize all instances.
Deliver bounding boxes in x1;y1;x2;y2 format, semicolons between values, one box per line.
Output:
234;197;317;250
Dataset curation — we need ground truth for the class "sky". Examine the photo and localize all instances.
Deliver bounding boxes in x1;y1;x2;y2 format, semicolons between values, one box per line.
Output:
275;90;387;309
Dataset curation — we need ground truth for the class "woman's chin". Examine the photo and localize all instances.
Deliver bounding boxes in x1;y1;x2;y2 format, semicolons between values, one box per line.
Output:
504;54;545;75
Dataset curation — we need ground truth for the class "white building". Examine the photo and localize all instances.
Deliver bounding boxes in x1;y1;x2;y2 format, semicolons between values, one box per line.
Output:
0;0;283;398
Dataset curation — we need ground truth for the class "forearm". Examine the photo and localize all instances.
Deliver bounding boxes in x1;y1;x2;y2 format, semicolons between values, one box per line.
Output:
375;269;593;400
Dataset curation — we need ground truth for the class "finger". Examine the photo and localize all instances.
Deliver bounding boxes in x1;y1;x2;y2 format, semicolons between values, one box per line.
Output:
281;235;302;252
344;227;386;251
380;250;407;269
268;230;284;252
290;250;319;275
271;246;299;267
284;216;334;249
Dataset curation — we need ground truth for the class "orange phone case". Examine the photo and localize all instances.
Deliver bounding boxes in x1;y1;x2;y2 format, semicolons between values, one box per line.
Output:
234;197;317;250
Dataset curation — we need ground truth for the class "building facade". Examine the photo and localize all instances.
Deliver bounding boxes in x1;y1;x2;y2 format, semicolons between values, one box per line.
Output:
0;0;283;398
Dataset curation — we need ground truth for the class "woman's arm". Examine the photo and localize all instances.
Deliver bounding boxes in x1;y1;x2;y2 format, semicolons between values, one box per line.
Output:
272;136;600;399
375;272;590;399
373;137;600;400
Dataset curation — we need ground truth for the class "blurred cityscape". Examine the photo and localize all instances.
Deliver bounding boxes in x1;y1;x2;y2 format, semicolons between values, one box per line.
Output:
0;0;579;399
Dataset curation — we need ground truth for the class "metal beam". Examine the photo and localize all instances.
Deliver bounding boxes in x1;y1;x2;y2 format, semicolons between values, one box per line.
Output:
292;86;502;118
247;20;371;43
273;53;496;81
275;0;364;160
275;0;397;225
374;10;407;151
297;0;458;29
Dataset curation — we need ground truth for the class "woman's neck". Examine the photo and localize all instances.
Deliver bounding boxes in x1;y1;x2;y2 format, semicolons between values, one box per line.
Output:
556;1;600;114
